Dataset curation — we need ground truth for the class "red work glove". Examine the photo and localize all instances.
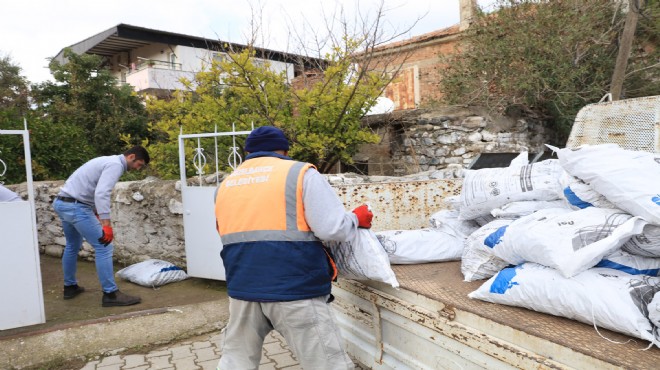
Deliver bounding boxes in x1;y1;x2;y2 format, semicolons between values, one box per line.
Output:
98;225;114;246
352;204;373;229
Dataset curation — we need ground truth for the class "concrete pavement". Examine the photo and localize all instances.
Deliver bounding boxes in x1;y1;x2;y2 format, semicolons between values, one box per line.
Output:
78;330;363;370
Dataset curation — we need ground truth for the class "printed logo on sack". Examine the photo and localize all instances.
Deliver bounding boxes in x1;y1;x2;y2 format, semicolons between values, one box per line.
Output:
484;225;508;248
653;195;660;206
489;265;520;294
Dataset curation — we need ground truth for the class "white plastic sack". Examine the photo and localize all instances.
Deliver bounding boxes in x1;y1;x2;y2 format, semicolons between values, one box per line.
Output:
550;144;660;225
597;250;660;276
649;293;660;328
490;199;568;219
469;263;660;346
116;259;189;287
459;159;563;220
376;228;464;264
559;173;615;210
461;219;513;282
485;207;646;278
508;151;529;167
623;224;660;258
325;229;399;288
443;195;462;210
429;209;479;238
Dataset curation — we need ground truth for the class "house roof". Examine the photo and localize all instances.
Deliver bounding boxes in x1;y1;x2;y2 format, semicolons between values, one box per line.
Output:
53;23;324;68
371;25;461;54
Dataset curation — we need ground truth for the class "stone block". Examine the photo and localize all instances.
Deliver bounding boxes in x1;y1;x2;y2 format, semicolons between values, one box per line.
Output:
422;137;435;145
452;147;466;156
435;148;449;157
461;116;487;129
467;132;483;142
168;199;184;215
480;130;497;142
45;245;63;258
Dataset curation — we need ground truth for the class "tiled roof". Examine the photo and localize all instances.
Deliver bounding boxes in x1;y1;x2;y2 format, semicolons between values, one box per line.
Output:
373;24;461;52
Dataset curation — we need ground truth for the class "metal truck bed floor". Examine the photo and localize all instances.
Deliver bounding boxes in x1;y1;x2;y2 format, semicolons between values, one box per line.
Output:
387;261;659;369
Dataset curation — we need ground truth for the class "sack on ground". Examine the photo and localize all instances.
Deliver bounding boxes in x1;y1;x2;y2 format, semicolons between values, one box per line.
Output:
325;229;399;288
461;219;513;282
485;207;646;278
116;259;188;287
459;159;563;220
550;144;660;225
469;263;660;346
376;228;464;264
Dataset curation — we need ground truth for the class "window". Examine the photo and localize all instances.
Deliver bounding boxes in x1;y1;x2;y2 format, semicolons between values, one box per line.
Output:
213;52;227;64
169;53;177;70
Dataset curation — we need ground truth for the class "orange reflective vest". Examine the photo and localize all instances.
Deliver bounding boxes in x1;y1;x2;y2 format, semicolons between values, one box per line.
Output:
215;153;336;301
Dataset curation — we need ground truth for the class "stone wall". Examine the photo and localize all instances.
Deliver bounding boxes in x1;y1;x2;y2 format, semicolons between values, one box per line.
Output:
7;171;458;270
359;107;553;176
7;179;186;269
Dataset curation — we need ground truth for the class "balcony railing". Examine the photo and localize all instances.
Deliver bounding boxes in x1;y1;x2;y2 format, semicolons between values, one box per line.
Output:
129;59;183;74
125;61;196;93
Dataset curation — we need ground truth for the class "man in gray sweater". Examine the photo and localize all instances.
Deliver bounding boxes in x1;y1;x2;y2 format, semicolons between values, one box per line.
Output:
53;146;150;306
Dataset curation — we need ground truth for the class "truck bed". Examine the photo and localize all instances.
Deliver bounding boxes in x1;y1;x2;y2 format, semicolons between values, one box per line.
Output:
332;178;659;369
333;261;660;369
392;261;658;368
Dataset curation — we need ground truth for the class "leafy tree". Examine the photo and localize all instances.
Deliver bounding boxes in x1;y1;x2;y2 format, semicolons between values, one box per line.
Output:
438;0;660;140
0;53;99;182
145;2;417;177
0;54;31;183
31;49;152;158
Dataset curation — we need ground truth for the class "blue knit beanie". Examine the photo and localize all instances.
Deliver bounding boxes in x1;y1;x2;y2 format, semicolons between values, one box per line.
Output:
244;126;290;153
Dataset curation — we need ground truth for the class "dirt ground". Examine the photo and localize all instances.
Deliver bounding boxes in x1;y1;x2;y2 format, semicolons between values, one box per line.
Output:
1;254;228;339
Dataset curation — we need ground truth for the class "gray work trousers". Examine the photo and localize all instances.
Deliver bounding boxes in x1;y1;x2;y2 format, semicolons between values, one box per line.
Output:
217;295;355;370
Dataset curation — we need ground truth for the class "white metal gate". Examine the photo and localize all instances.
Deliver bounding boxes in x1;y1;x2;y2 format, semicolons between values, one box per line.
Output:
0;123;45;330
178;125;252;280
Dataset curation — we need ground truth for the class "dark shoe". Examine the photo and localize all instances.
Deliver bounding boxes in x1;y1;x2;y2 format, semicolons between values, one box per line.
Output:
102;290;141;307
63;284;85;300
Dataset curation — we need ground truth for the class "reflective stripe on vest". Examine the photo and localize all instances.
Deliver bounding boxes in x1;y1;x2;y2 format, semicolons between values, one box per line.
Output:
215;157;315;241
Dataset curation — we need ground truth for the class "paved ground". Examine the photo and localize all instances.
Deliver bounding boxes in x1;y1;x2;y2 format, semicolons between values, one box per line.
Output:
78;330;363;370
2;256;363;370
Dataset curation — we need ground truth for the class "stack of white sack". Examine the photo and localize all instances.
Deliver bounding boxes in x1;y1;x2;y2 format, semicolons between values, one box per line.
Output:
469;263;660;347
457;157;566;281
550;143;660;262
459;159;564;221
483;207;647;278
549;143;660;225
458;143;660;346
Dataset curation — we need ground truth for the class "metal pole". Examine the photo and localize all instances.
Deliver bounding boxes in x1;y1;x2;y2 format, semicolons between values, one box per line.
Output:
610;0;645;101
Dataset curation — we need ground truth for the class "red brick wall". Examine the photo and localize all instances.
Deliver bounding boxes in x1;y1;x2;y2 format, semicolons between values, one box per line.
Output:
373;36;460;110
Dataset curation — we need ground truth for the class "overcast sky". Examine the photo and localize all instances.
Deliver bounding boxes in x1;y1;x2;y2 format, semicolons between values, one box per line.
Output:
1;0;496;85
